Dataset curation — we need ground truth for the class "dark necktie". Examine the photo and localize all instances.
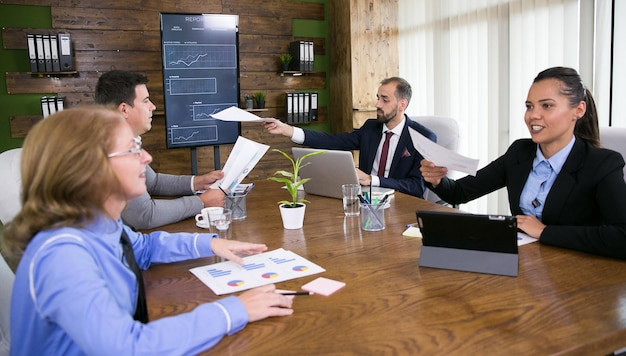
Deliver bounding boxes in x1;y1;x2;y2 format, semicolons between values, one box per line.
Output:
377;131;394;177
120;229;149;323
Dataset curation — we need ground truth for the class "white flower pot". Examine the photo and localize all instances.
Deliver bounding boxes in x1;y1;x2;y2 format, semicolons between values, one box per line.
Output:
279;203;306;229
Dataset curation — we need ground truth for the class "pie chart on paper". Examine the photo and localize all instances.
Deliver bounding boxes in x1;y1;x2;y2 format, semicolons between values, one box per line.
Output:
262;272;279;279
227;280;245;287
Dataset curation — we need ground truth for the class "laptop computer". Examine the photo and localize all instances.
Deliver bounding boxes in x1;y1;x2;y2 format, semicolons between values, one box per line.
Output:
415;211;519;276
292;147;359;199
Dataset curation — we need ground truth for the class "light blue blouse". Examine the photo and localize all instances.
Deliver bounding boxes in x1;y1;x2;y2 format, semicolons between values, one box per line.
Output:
10;215;248;355
520;136;575;220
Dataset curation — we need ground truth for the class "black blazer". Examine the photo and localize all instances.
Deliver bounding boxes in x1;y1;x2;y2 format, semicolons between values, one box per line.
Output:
302;115;436;197
432;138;626;259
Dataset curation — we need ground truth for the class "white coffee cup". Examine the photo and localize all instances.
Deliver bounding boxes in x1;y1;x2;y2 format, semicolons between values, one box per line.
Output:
195;207;224;226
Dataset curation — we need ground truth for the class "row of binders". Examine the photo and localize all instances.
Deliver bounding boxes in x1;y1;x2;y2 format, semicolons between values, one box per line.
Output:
289;40;314;72
27;33;74;73
286;91;318;124
41;96;65;118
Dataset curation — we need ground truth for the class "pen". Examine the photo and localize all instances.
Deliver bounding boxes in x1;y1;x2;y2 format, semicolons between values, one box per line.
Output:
217;185;228;196
280;291;313;296
378;194;390;207
357;194;384;227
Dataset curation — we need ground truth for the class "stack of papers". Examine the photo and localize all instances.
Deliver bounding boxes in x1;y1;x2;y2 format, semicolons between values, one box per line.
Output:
190;248;326;295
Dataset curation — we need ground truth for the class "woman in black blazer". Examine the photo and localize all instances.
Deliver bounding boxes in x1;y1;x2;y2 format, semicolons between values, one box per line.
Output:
421;67;626;260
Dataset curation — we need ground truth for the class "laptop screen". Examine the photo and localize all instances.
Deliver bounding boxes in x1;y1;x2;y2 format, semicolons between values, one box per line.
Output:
292;147;359;199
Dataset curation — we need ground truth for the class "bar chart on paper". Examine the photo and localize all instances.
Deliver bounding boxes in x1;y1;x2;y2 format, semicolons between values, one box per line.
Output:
189;248;326;295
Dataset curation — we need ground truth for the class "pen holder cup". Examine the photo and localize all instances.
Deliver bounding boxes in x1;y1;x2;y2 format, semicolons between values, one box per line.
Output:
225;194;247;220
360;203;385;231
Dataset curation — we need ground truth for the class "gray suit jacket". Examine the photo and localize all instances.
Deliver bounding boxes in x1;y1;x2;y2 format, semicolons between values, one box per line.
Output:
122;165;203;230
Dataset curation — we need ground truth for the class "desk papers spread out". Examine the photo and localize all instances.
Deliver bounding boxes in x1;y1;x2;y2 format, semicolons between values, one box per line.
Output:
210;136;269;192
210;106;274;122
408;127;479;176
190;248;326;295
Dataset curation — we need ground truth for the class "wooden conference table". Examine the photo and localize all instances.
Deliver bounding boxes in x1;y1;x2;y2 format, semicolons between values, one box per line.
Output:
143;181;626;355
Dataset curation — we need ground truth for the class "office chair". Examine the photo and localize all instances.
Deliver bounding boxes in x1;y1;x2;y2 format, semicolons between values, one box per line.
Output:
599;126;626;181
0;252;14;355
0;148;22;225
411;116;460;207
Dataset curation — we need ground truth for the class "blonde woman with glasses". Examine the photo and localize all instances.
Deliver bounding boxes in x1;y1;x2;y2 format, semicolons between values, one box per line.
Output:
2;106;293;355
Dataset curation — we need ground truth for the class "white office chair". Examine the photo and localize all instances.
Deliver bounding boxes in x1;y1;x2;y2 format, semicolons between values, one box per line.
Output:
0;252;14;356
599;126;626;181
411;116;460;207
0;148;22;225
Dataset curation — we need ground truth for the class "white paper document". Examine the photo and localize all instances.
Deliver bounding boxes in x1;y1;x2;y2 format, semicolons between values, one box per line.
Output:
189;248;326;295
408;127;479;176
517;232;538;246
211;136;269;192
210;106;273;122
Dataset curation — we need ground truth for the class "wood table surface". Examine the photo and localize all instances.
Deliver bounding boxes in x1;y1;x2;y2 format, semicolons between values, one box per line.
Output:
143;181;626;355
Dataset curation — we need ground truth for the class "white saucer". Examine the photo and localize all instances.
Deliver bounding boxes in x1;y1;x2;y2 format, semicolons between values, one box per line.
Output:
196;221;211;229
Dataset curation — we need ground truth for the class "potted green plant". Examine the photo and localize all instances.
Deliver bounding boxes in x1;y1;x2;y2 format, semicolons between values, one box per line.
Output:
279;53;292;71
268;148;325;229
253;91;266;109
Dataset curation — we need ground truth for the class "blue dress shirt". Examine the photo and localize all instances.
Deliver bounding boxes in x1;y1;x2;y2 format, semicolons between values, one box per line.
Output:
520;136;575;220
10;215;248;355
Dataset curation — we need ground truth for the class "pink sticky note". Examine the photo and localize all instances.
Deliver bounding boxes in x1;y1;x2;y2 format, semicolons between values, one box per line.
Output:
301;277;346;296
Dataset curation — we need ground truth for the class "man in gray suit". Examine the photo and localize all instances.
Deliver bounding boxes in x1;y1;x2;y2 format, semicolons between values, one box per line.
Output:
95;70;225;229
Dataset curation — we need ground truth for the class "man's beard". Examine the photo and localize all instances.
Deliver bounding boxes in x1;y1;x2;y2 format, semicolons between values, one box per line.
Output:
376;108;397;124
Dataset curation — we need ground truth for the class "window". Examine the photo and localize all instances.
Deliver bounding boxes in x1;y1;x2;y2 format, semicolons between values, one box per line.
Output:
398;0;606;214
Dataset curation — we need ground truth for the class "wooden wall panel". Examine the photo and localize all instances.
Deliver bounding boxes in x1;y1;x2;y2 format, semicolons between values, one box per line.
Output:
329;0;398;133
3;0;326;180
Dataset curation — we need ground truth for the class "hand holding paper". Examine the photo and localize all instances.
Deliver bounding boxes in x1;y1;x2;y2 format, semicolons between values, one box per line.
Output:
210;136;269;191
408;127;479;176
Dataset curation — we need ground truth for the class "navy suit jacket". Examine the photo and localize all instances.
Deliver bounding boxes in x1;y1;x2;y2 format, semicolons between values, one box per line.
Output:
302;115;436;197
431;138;626;259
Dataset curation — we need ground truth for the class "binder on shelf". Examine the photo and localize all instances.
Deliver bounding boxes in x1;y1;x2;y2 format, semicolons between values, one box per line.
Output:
292;92;299;123
307;41;314;71
27;34;38;72
303;93;308;121
286;92;294;124
285;91;319;124
289;40;306;72
41;96;50;118
42;34;53;72
35;34;46;72
310;92;318;121
56;96;65;111
50;34;60;72
47;96;58;116
297;92;305;123
303;41;310;72
58;33;74;71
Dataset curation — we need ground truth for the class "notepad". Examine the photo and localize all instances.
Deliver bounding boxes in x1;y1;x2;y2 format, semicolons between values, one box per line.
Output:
402;226;422;238
301;277;346;296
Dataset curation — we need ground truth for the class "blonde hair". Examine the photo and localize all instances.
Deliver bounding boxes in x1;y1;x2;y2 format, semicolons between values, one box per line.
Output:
2;105;126;265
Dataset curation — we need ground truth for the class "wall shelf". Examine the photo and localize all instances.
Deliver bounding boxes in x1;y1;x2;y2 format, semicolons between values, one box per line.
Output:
279;71;319;77
28;71;78;78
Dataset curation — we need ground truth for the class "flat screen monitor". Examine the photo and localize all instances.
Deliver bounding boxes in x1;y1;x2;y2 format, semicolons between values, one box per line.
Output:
160;13;241;148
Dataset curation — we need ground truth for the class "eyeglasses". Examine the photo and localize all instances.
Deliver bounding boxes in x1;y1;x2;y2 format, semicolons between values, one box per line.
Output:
107;137;142;158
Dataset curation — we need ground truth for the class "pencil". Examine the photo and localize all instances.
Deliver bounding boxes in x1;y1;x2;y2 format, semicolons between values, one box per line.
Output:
280;291;313;296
